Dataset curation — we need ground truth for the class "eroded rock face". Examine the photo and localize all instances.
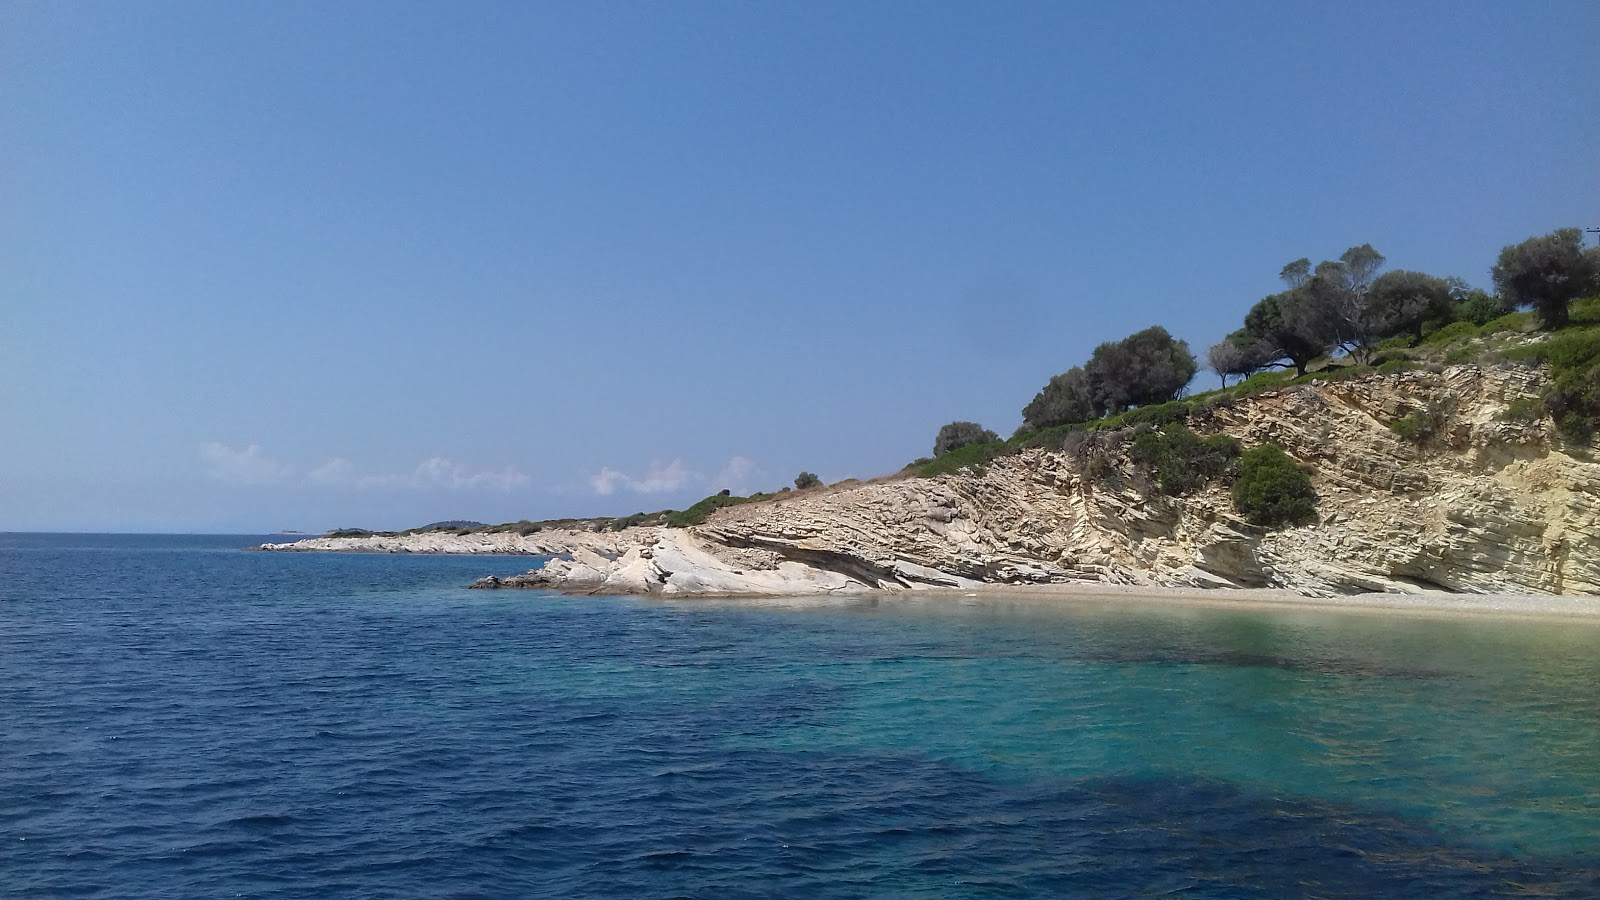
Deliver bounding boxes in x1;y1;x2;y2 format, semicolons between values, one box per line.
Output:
698;366;1600;597
279;366;1600;598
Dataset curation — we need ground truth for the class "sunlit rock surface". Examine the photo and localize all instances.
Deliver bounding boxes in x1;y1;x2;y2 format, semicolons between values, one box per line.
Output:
270;367;1600;598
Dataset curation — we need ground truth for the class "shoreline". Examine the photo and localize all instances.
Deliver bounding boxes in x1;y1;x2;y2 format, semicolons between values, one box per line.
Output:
860;582;1600;622
258;530;1600;621
564;579;1600;622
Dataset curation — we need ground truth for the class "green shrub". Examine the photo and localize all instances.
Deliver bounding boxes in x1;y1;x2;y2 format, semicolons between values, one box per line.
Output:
911;440;1007;477
607;511;664;532
1500;398;1545;423
1451;291;1506;327
1388;401;1453;444
328;528;373;538
1232;445;1318;528
1481;311;1533;334
1422;320;1480;346
1501;328;1600;439
1092;399;1193;433
1019;423;1085;451
664;493;752;527
1511;328;1600;370
1568;297;1600;329
1231;370;1293;396
794;471;823;489
1128;425;1241;496
1369;349;1413;368
1377;359;1416;375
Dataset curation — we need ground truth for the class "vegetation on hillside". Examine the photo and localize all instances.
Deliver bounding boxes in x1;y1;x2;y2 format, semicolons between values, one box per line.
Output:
1021;326;1196;431
1128;425;1241;496
933;421;999;457
1493;228;1598;330
903;226;1600;528
1232;446;1319;527
338;227;1600;539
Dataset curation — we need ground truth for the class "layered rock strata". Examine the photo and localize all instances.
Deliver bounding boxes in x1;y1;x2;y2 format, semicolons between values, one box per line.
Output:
267;366;1600;598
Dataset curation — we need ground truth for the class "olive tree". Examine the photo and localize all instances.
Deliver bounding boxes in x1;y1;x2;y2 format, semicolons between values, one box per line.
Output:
1242;289;1336;376
1021;366;1096;430
1310;245;1387;363
1083;325;1196;414
1492;228;1599;330
1368;270;1454;343
1206;332;1275;387
933;421;999;457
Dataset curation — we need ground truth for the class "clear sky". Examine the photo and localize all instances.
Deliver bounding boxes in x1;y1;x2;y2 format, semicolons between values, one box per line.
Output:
4;1;1597;533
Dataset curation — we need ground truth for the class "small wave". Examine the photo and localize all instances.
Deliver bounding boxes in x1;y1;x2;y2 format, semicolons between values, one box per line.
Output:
223;814;297;829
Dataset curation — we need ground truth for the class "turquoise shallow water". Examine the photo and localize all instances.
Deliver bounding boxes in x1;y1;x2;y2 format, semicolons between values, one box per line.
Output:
3;533;1598;897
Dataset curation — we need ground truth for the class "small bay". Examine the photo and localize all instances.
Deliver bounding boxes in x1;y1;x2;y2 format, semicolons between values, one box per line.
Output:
3;533;1597;897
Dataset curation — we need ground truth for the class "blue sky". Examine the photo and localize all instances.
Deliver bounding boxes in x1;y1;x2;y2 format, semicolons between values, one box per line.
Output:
4;1;1597;532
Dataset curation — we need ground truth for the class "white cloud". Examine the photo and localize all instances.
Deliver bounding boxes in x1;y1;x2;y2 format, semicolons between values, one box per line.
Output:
357;457;530;492
200;444;527;492
712;455;761;494
199;442;294;485
590;467;626;496
632;459;694;493
414;457;530;490
589;459;697;495
307;457;354;485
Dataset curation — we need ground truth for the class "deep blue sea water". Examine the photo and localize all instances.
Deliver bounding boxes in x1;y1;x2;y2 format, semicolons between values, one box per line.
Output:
3;533;1599;898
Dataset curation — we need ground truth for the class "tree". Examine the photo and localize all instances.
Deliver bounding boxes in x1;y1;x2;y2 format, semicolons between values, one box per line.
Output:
1206;332;1274;387
933;421;999;457
1492;228;1598;330
1338;244;1386;298
1308;245;1387;363
1446;277;1509;326
1279;258;1311;289
1021;327;1197;431
1242;289;1336;376
793;472;822;490
1368;270;1453;343
1083;325;1196;413
1021;366;1096;430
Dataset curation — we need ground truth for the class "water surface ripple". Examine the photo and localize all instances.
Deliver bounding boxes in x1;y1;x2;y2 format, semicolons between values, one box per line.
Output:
3;533;1598;897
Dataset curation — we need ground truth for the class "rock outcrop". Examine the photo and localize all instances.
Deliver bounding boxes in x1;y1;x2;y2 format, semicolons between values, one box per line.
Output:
693;366;1600;597
254;529;626;557
267;366;1600;599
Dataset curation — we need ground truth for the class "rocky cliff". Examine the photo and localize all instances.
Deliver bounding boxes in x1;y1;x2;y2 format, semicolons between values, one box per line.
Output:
474;365;1600;597
266;365;1600;598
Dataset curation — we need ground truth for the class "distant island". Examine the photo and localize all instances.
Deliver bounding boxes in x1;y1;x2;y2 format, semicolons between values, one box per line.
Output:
262;228;1600;607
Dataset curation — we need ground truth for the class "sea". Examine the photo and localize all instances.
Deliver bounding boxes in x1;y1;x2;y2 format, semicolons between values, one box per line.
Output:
3;532;1599;898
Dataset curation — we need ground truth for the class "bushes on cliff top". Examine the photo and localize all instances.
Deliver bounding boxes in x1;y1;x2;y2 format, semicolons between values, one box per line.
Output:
1231;445;1318;528
933;421;1000;457
1021;326;1197;430
908;440;1007;478
664;493;753;527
